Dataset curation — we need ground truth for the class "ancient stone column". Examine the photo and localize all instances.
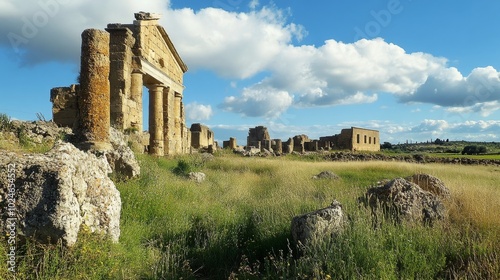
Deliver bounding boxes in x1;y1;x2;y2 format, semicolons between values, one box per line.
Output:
174;92;182;154
148;84;164;156
78;29;111;151
163;87;175;155
130;70;143;130
130;70;143;103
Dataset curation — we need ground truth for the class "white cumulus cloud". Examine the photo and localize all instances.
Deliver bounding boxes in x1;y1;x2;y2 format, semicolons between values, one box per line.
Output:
221;86;293;118
0;0;169;65
3;2;500;118
185;102;213;121
162;6;305;79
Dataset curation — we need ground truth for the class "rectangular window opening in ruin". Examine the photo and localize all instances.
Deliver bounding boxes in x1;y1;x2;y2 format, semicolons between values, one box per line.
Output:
364;135;367;144
374;137;377;145
357;134;360;144
369;137;372;144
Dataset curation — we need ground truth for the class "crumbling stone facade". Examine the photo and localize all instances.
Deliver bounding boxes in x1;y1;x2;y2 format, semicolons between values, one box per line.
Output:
51;12;191;156
191;123;215;150
241;126;380;154
50;85;79;128
247;126;270;150
223;137;237;149
320;127;380;152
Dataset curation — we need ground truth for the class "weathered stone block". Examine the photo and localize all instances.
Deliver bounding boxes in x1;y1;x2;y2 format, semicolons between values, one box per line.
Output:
0;142;121;246
291;200;345;246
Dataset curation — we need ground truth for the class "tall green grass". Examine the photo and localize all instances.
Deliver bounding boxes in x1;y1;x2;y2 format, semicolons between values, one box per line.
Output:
1;154;499;279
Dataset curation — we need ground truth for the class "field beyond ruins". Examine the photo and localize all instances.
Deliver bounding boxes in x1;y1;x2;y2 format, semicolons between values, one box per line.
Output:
2;149;499;279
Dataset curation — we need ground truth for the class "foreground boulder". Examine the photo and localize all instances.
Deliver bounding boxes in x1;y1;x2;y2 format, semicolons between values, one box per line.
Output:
291;200;345;246
0;141;121;246
361;178;446;225
406;173;451;199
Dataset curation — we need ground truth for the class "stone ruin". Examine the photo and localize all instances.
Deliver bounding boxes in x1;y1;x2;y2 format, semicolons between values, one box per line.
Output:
246;126;283;154
223;137;238;150
226;126;380;155
190;123;217;152
51;12;193;156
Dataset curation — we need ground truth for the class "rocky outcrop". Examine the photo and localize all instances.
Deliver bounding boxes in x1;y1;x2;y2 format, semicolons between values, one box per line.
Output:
107;127;141;179
361;178;446;226
9;120;72;144
291;200;345;246
406;173;451;199
2;121;140;179
0;142;121;246
312;171;340;180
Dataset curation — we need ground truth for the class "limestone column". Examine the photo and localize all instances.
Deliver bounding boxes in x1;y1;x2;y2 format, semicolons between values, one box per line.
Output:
130;70;144;130
148;84;164;156
78;29;111;151
174;92;182;154
180;102;187;153
163;87;174;155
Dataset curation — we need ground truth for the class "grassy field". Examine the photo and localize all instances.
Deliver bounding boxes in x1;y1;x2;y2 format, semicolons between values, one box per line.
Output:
2;152;500;279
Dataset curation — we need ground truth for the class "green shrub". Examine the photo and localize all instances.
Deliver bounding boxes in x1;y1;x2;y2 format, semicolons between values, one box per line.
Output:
0;113;11;132
173;159;193;176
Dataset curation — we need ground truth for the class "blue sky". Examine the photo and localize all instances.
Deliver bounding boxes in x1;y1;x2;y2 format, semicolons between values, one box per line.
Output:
1;0;500;144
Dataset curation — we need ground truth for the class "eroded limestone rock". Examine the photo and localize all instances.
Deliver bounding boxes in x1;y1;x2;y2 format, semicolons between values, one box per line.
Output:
10;120;72;144
188;172;206;183
406;173;451;199
312;171;340;180
0;141;121;246
107;127;141;179
291;200;345;246
361;178;446;225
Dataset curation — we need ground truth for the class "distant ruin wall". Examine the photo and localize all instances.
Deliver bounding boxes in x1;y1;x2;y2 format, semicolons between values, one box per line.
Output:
337;129;353;150
191;123;215;149
223;137;237;149
351;127;380;152
247;126;270;148
50;85;79;128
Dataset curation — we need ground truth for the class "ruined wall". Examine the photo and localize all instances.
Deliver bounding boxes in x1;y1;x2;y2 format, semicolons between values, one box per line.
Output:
293;134;310;153
190;123;214;149
304;141;318;152
337;129;353;150
351;127;380;152
247;126;270;148
50;85;79;128
283;138;293;154
106;26;141;131
271;139;282;154
223;137;237;149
